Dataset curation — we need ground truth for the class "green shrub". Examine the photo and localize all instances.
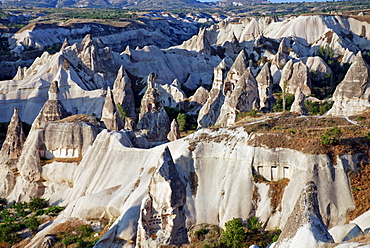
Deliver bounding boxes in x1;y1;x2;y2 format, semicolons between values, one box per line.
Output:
164;106;180;121
222;218;246;248
116;103;127;121
247;109;258;117
45;205;64;215
246;216;262;231
320;127;342;145
273;93;295;112
195;228;208;238
177;113;187;131
28;197;48;212
305;100;333;115
25;216;40;232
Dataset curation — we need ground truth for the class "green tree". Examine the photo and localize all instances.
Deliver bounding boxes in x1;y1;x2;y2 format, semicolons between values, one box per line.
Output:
222;218;246;248
25;216;40;232
28;197;48;212
177;113;186;131
116;103;127;121
320;127;342;145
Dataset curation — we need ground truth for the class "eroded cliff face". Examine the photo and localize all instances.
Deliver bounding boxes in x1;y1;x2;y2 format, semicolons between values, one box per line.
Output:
20;125;359;247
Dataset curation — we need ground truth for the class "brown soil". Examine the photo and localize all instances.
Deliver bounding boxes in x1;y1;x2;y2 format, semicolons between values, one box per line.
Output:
347;157;370;222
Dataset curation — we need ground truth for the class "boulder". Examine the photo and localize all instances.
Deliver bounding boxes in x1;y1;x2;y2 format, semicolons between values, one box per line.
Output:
101;87;124;131
327;52;370;116
136;147;188;247
112;66;136;118
302;56;332;80
167;119;181;142
290;88;307;115
30;81;69;131
274;181;334;248
137;73;170;142
329;223;364;243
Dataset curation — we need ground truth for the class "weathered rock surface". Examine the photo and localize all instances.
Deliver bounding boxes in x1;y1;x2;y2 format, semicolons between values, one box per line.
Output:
272;38;289;67
302;56;332;80
101;87;124;131
112;66;136;118
290;88;307;115
327;52;370;116
158;80;187;108
7;115;101;202
256;63;274;111
198;51;249;128
274;181;334;248
136;147;188;247
329;223;364;243
0;108;25;166
22;126;357;247
137;73;170;142
167;119;181;142
280;60;311;96
216;69;259;126
30;81;68;131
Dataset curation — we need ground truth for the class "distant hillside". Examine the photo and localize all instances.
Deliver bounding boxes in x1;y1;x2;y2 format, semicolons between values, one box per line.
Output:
0;0;267;8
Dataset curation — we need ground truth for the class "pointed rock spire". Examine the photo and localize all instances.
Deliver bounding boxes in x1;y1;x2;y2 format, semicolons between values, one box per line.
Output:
31;81;68;131
136;147;188;246
256;63;274;111
60;38;70;52
137;73;170;142
101;87;124;131
275;181;334;247
167;119;181;142
328;52;370;116
0;108;25;165
272;38;289;67
112;66;135;118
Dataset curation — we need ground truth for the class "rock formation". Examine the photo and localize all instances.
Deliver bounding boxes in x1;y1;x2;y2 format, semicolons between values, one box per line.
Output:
158;79;187;108
256;63;274;111
327;52;370;116
136;147;188;247
112;66;136;118
290;88;307;115
216;69;259;126
274;181;334;248
167;119;181;142
272;38;289;68
31;81;68;131
101;87;124;131
0;108;25;166
137;73;170;142
302;56;332;80
280;60;311;96
198;51;249;128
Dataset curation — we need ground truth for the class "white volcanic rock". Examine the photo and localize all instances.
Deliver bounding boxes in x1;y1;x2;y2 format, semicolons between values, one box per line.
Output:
30;81;69;131
175;27;215;55
167;119;181;142
136;147;188;247
329;223;364;243
158;80;187;108
101;87;124;131
137;73;170;142
121;44;220;87
350;210;370;233
290;88;307;115
272;38;289;68
280;60;311;96
23;126;358;247
0;108;25;166
256;63;274;111
216;69;259;126
274;181;334;248
112;66;136;118
302;56;332;79
7;115;101;202
0;46;111;124
327;52;370;116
